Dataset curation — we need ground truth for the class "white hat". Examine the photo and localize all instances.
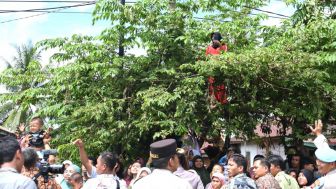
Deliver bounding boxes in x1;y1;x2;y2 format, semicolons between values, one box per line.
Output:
315;147;336;163
62;160;73;165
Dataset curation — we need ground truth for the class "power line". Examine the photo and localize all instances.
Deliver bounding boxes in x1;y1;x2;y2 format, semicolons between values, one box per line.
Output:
243;5;289;18
0;2;94;23
252;7;289;18
0;0;93;2
0;1;95;13
5;10;93;13
0;12;49;24
0;1;287;24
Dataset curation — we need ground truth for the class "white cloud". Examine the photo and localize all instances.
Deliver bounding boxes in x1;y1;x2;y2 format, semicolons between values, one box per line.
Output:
0;43;16;72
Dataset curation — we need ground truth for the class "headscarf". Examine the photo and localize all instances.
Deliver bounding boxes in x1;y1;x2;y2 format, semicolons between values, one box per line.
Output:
70;164;81;174
60;164;81;189
192;155;211;186
300;169;315;186
208;172;225;189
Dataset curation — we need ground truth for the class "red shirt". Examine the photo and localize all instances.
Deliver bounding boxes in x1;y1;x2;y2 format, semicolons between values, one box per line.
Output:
205;44;228;55
205;44;228;105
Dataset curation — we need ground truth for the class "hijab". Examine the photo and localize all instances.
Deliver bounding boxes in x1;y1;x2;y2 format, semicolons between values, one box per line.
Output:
208;172;225;189
192;155;211;186
300;169;315;186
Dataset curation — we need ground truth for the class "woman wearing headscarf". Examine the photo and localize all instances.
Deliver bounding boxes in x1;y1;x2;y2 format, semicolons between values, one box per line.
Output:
57;164;81;189
192;155;211;187
205;173;225;189
297;169;315;188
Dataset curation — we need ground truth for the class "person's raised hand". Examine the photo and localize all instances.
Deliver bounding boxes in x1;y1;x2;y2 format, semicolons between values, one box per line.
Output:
18;123;25;132
73;139;85;148
309;119;323;136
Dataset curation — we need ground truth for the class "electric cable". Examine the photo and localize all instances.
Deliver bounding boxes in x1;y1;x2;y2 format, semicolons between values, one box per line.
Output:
0;0;94;2
0;1;95;13
0;1;288;24
0;2;94;23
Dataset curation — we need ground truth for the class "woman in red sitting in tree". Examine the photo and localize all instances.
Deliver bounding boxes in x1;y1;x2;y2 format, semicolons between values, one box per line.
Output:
206;32;228;108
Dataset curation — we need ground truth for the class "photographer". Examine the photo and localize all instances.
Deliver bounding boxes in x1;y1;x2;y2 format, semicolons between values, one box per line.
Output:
22;148;61;189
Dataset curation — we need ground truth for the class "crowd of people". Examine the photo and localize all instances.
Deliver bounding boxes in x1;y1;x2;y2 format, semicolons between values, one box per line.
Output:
0;117;336;189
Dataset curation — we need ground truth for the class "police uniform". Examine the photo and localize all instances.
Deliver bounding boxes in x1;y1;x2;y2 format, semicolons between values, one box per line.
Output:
132;139;192;189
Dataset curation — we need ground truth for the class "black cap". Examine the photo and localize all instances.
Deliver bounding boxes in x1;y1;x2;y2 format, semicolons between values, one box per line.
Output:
150;139;177;159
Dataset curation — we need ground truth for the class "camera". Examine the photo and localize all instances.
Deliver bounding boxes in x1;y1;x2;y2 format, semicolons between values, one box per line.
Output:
42;149;58;156
33;149;65;183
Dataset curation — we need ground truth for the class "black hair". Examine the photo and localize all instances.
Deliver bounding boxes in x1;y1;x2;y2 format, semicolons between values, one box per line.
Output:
288;154;302;169
254;158;270;170
100;152;117;171
88;156;97;166
152;156;171;169
267;155;285;171
177;152;189;170
31;116;44;126
0;136;21;164
302;157;315;166
70;172;83;184
228;146;241;154
230;154;247;173
211;32;222;41
116;159;124;179
22;148;39;169
253;154;265;162
192;155;204;168
287;168;298;177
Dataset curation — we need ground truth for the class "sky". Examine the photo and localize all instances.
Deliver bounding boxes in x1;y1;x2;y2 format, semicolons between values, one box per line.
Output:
0;0;295;72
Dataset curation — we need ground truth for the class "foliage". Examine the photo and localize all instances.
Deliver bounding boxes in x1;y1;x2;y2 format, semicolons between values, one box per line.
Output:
0;42;45;131
1;0;336;161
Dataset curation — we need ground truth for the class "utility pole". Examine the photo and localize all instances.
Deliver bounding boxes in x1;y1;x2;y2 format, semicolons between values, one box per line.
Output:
119;0;125;56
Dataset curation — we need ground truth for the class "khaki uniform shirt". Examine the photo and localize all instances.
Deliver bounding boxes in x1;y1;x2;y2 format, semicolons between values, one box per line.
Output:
275;171;300;189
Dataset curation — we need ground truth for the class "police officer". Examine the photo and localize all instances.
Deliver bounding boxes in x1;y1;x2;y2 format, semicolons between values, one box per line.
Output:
310;120;336;189
133;139;192;189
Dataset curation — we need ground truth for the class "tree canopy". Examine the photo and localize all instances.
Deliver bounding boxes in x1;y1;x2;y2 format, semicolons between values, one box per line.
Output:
0;41;44;131
1;0;335;161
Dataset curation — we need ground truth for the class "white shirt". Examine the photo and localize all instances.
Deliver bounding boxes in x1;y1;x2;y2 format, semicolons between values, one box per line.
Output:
133;169;193;189
314;134;330;149
323;169;336;189
82;174;117;189
82;174;127;189
0;167;37;189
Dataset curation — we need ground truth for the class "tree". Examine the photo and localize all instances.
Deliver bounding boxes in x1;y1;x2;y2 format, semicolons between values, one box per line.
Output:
2;0;333;161
0;41;46;131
